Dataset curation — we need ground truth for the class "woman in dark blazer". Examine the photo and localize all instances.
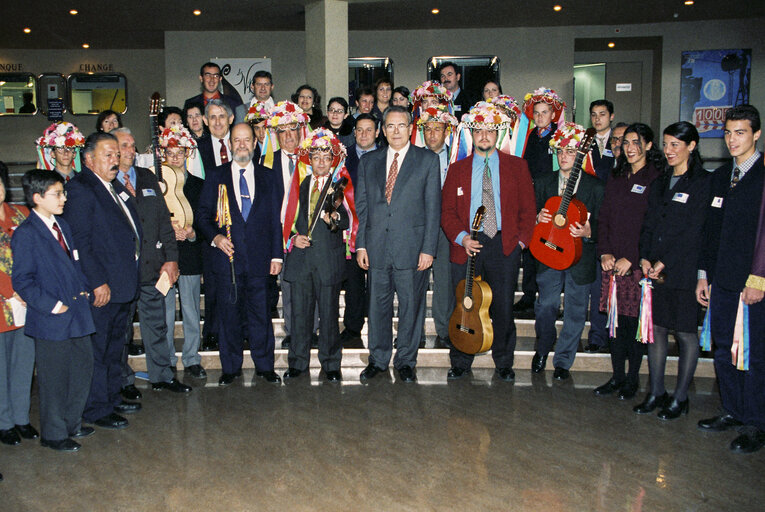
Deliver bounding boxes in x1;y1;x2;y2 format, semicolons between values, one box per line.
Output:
637;121;712;419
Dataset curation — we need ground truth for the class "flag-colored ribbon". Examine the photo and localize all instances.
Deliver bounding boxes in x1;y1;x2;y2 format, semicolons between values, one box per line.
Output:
731;293;750;371
606;273;618;338
636;278;654;344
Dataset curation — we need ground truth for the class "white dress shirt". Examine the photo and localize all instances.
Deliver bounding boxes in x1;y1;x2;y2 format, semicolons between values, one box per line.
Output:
230;160;255;215
212;133;231;167
386;142;411;180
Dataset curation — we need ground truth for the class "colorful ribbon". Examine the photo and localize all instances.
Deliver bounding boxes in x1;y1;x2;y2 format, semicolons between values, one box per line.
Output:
636;278;654;344
731;293;750;371
606;273;618;338
699;301;712;351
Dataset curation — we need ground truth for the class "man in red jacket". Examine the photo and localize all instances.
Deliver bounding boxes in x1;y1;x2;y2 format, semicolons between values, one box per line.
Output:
441;104;536;381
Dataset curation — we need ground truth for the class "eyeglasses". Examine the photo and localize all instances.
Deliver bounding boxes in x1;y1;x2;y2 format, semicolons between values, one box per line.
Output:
203;72;221;79
275;125;300;133
45;190;67;198
328;108;345;114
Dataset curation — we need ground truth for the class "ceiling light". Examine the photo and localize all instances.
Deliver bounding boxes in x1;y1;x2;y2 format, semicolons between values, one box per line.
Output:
553;5;562;11
431;8;439;14
608;42;615;48
82;43;90;49
70;9;78;15
193;9;202;15
684;0;694;4
23;27;31;34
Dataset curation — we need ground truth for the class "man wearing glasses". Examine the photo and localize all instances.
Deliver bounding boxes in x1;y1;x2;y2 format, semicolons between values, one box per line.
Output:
183;62;242;114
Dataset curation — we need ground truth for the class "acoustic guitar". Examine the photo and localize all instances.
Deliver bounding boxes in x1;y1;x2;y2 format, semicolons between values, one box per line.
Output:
149;92;194;228
449;206;493;355
529;128;596;270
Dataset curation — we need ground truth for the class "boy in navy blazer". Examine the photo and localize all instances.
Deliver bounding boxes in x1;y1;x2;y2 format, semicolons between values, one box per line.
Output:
12;170;96;451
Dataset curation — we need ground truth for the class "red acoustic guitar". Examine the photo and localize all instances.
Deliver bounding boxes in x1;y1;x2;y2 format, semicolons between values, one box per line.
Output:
529;128;596;270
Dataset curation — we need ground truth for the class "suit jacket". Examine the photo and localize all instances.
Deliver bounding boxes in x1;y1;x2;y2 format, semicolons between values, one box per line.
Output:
63;166;142;304
534;170;604;285
283;177;349;285
345;144;361;189
452;89;476;121
523;122;557;181
12;214;95;341
197;133;218;176
183;93;241;116
441;152;536;265
197;159;283;277
177;172;205;275
133;166;179;284
591;138;615;182
355;144;441;269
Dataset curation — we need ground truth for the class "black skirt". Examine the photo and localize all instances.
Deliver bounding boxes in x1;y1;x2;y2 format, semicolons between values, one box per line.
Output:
652;285;700;332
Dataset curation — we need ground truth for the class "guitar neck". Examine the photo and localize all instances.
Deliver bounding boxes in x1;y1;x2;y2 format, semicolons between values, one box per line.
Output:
464;229;478;298
150;115;162;171
557;153;585;215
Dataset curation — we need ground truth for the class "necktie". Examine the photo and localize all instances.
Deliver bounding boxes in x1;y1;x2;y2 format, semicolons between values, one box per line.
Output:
52;222;70;258
288;155;295;176
109;183;140;260
239;169;252;220
385;152;400;204
309;177;321;219
65;175;70;182
731;167;741;188
122;172;136;196
597;135;606;155
559;176;569;196
482;157;498;238
220;139;229;164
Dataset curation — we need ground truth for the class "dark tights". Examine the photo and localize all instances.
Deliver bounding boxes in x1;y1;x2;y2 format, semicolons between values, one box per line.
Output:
610;315;644;385
647;325;699;401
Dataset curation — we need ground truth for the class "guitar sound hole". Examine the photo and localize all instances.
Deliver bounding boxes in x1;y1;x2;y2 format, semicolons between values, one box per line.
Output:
553;214;567;227
463;297;473;309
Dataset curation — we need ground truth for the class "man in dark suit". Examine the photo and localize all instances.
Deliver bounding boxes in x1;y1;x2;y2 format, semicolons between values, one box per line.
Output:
197;123;283;386
113;129;189;395
438;62;475;120
63;132;142;430
283;130;350;382
531;122;604;380
355;105;441;382
441;105;536;380
697;105;765;453
183;62;242;115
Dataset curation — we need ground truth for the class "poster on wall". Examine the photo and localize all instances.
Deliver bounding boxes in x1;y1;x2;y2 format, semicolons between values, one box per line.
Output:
212;58;271;105
680;49;751;138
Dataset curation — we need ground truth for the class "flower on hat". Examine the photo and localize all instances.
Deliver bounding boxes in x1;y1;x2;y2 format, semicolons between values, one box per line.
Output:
521;87;566;121
244;100;272;124
159;126;197;149
417;107;458;128
299;127;346;157
36;122;85;149
410;80;453;104
461;103;513;131
549;121;586;150
490;95;521;122
267;100;310;127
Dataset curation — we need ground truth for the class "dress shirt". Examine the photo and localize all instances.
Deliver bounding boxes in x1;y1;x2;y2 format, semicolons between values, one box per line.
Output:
230;161;255;215
455;150;502;246
280;150;298;222
595;129;611;155
434;144;449;188
732;150;761;182
32;209;67;313
386;142;411;180
212;134;231;167
356;144;376;160
94;173;140;241
116;166;137;191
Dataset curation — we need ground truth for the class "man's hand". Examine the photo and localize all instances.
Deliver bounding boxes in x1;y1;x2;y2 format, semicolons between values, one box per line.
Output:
270;261;282;275
613;257;632;276
294;234;311;249
601;254;616;272
160;261;180;285
462;237;482;257
356;249;369;270
417;253;434;271
213;234;234;258
537;208;552;224
93;283;111;307
743;286;765;305
570;220;591;238
696;278;710;307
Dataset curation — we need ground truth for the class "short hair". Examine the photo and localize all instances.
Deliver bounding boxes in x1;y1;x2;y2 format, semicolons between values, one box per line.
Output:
438;61;459;76
0;161;11;202
381;105;412;126
355;87;374;101
613;121;630;130
327;97;348;112
82;132;118;159
252;70;272;84
725;104;761;133
183;101;204;121
96;110;122;132
590;99;614;115
291;85;321;109
199;62;220;76
111;127;133;137
374;77;393;91
22;169;65;208
159;106;184;128
354;113;379;130
231;122;255;139
205;99;233;118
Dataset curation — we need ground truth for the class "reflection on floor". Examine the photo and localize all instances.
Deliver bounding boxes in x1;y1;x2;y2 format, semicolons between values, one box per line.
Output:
2;369;763;511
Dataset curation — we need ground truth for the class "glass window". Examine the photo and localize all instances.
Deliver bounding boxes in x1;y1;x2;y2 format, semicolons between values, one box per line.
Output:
427;56;500;102
0;73;38;115
67;73;127;115
348;57;393;106
37;73;67;117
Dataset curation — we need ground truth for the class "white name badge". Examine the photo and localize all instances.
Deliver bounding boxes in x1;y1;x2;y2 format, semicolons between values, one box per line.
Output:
72;249;79;261
631;184;646;194
119;191;130;202
672;192;689;203
457;187;464;196
156;241;163;249
142;188;156;197
712;196;724;208
603;149;614;157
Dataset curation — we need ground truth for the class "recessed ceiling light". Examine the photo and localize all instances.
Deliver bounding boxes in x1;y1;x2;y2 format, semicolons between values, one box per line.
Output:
193;9;202;15
23;27;31;34
82;43;90;49
684;0;694;5
553;5;562;11
608;42;615;48
431;8;439;14
70;9;78;15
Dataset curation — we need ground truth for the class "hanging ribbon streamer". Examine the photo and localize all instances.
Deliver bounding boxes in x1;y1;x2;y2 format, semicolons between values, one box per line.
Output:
699;287;712;351
731;293;750;371
216;184;237;304
606;273;618;338
636;278;654;344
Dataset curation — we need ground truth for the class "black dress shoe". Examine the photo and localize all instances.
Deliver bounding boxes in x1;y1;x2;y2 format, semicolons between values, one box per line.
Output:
325;370;342;382
40;438;81;452
114;400;142;414
152;378;192;393
360;363;385;380
340;329;364;348
447;367;471;380
281;335;291;349
617;381;639;400
14;424;39;439
593;378;623;396
218;373;238;386
657;397;689;420
256;370;282;384
496;367;515;381
513;295;535;311
71;426;95;439
185;364;207;379
397;365;416;382
730;429;765;453
553;367;570;380
583;343;602;353
0;428;21;446
120;384;142;401
531;352;547;373
283;368;305;380
127;342;145;356
633;392;669;414
93;413;129;429
698;414;744;432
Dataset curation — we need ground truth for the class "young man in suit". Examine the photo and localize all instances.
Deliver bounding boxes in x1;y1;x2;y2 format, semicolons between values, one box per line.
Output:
531;122;604;381
183;62;242;115
438;62;475;120
12;170;95;451
197;123;283;386
697;104;765;453
441;104;536;381
355;105;442;382
283;130;350;382
63;132;142;430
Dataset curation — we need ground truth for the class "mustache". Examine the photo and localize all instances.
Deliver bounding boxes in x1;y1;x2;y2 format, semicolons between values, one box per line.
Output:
111;165;120;172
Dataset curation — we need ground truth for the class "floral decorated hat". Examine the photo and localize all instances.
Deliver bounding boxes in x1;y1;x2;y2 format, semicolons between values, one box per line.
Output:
409;80;453;104
417;107;458;129
244;100;272;124
298;127;346;166
159;126;197;149
549;121;586;150
490;95;521;123
461;103;514;131
266;100;310;128
521;87;566;122
36;122;85;149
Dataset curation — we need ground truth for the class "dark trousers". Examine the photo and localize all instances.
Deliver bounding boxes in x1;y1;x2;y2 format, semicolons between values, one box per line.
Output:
84;302;131;422
342;254;367;334
216;271;274;374
449;234;521;370
136;284;174;383
431;228;455;339
202;246;218;340
121;301;138;387
588;263;608;347
36;336;93;441
710;285;765;430
289;275;342;372
609;315;644;385
519;247;537;299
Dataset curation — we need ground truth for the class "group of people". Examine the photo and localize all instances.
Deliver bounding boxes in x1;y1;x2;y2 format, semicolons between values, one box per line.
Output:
0;59;762;465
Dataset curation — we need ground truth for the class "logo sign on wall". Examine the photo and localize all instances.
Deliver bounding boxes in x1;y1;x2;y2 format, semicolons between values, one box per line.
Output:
212;58;272;105
680;49;751;138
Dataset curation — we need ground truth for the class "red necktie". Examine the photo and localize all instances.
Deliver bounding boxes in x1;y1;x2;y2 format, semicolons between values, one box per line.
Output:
121;172;136;196
385;152;399;204
220;139;229;164
52;222;70;258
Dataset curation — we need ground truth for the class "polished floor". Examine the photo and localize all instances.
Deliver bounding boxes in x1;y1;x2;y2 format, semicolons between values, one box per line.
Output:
2;368;764;512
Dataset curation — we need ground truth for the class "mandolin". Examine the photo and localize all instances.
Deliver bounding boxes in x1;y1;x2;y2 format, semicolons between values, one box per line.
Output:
149;92;194;228
449;206;493;355
529;127;596;270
